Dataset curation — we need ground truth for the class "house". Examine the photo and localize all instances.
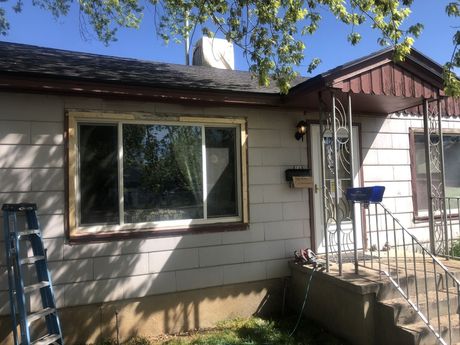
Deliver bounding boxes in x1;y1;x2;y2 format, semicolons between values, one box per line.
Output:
0;40;459;344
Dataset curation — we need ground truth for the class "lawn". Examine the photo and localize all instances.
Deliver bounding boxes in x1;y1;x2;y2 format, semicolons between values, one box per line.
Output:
96;317;349;345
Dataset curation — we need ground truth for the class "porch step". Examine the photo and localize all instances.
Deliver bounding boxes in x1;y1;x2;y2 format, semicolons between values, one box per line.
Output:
400;314;460;345
376;280;460;345
368;260;460;345
289;260;460;345
379;289;458;325
376;272;453;301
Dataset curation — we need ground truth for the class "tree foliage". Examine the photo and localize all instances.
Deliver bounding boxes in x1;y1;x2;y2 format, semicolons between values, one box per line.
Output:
444;1;460;96
0;0;458;95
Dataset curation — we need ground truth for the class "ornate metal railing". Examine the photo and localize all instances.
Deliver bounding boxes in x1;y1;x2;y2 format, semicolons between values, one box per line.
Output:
432;196;460;260
363;202;460;345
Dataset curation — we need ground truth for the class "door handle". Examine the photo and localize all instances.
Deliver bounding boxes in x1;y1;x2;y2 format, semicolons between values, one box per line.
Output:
314;184;320;194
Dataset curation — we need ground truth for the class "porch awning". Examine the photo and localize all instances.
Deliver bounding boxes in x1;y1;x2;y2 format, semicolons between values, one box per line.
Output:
285;47;460;116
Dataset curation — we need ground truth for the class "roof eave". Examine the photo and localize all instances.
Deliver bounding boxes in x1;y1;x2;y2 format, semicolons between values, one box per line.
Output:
0;72;301;109
286;47;447;103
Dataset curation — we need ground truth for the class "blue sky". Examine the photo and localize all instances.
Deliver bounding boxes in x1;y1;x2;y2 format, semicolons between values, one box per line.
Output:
1;1;458;75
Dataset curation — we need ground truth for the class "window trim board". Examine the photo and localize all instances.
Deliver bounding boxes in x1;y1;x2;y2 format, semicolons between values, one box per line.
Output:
66;110;249;240
409;127;460;222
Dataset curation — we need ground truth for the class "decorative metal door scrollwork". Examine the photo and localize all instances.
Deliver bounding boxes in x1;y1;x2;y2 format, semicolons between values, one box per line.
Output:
319;92;357;272
423;99;448;255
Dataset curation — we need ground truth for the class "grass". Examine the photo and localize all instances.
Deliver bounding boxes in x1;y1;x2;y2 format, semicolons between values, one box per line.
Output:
95;317;349;345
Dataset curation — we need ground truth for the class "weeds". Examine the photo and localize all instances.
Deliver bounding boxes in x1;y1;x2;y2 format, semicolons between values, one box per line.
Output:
94;336;150;345
91;317;348;345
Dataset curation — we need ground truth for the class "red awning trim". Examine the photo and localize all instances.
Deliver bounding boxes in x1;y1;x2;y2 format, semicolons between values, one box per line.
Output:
336;62;439;100
405;97;460;117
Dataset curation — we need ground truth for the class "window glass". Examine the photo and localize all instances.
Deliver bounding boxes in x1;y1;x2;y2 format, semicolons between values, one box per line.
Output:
72;116;246;233
323;137;350;179
123;124;203;223
206;127;238;218
79;124;119;225
414;135;429;212
414;133;460;212
444;135;460;197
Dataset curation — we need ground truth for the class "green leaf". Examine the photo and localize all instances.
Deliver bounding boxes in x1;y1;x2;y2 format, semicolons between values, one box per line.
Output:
407;23;423;38
446;2;460;16
348;32;362;45
1;0;458;96
307;57;321;73
0;7;9;35
443;66;460;97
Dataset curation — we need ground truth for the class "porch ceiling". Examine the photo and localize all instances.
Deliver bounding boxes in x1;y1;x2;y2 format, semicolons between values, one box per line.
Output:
285;47;456;116
285;89;426;115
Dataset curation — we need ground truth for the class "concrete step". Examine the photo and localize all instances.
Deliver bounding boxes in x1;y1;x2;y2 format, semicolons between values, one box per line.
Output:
379;289;459;325
375;266;460;301
377;283;460;345
377;273;445;301
290;259;460;345
400;314;460;345
375;269;460;345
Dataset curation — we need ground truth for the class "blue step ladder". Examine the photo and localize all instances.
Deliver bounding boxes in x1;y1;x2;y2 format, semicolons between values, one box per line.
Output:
2;203;64;345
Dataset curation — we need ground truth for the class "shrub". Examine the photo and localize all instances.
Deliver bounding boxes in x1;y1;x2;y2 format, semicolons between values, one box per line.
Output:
451;240;460;257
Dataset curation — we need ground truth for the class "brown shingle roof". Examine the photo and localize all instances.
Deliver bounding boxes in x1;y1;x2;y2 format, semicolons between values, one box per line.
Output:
0;40;306;95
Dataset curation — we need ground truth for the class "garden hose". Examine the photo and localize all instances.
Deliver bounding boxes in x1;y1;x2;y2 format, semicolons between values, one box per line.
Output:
289;265;320;337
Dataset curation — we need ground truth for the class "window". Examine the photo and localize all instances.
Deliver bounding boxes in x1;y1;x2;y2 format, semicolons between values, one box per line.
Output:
67;112;248;238
410;129;460;218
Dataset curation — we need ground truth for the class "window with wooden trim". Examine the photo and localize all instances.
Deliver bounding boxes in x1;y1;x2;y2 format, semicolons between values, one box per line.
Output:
67;112;248;238
410;128;460;219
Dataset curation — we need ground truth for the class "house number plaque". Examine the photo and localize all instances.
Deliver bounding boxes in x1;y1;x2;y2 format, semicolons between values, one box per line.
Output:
292;176;313;189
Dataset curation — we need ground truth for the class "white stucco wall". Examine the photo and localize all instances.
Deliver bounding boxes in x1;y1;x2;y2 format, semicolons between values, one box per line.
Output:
0;92;310;315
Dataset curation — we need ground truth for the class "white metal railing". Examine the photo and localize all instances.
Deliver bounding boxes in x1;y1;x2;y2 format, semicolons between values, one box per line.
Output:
362;202;460;345
432;197;460;260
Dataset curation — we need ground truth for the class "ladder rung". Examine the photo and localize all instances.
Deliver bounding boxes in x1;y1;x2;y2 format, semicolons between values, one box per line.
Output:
31;333;61;345
20;256;45;265
27;307;56;325
2;203;37;212
24;281;50;294
17;229;41;237
3;203;63;341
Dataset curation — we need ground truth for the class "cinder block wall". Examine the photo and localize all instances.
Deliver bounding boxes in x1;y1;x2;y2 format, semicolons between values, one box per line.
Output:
0;92;311;343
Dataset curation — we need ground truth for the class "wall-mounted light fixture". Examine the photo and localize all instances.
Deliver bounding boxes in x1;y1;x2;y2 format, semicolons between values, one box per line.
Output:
295;121;307;141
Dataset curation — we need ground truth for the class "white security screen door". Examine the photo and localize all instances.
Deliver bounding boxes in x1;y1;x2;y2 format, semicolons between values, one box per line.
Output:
311;124;362;254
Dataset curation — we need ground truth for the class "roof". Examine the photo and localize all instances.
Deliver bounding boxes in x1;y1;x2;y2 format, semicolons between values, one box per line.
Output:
289;46;445;96
0;41;305;95
286;46;460;116
0;40;458;115
293;46;443;88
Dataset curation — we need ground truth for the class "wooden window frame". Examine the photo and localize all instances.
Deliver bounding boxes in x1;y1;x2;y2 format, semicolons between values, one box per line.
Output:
66;111;249;242
409;127;460;222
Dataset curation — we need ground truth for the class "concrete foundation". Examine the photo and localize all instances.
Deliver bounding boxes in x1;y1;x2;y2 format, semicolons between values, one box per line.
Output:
0;279;283;345
289;262;380;345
